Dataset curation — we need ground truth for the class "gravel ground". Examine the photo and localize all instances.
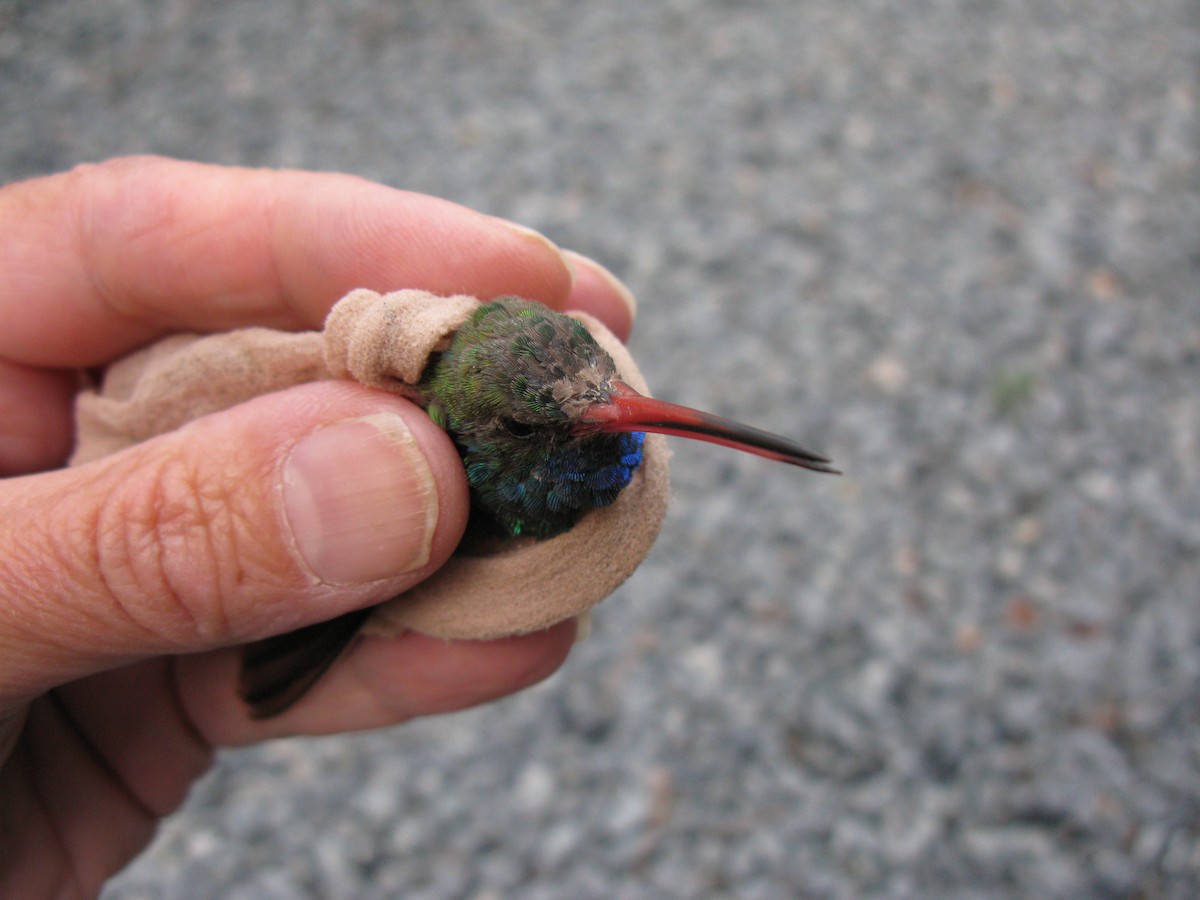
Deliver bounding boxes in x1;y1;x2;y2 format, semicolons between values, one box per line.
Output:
4;1;1199;896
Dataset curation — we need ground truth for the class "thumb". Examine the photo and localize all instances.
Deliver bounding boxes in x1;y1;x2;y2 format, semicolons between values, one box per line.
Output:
0;380;468;709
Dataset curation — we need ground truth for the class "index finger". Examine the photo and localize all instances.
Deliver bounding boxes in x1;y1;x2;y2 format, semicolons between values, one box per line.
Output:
0;156;593;367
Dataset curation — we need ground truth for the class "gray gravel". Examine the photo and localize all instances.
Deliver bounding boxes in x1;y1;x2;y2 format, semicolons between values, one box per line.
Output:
4;1;1199;896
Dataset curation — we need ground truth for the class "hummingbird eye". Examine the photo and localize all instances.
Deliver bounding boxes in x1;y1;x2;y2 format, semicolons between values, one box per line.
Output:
503;419;535;439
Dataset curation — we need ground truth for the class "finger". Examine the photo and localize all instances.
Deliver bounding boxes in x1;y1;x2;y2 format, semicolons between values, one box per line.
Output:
50;659;215;816
177;621;577;745
0;697;160;898
563;251;637;343
0;156;579;367
0;380;469;710
0;361;77;475
0;252;638;476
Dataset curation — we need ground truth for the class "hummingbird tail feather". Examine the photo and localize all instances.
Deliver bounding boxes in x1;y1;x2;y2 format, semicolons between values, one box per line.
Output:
238;607;373;719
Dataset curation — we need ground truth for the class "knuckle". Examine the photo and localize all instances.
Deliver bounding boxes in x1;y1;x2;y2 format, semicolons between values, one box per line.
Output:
90;447;282;647
66;157;181;319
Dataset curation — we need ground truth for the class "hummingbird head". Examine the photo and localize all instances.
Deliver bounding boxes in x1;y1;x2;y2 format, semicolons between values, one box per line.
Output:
422;298;646;539
422;297;837;540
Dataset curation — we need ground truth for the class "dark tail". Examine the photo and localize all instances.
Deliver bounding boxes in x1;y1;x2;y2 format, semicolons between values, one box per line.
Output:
238;607;374;719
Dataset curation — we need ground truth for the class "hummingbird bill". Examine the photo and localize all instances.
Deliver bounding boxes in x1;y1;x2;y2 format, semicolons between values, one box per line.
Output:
239;297;838;717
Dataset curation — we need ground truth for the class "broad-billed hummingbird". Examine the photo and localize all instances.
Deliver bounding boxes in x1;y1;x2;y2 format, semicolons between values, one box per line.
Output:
240;297;838;717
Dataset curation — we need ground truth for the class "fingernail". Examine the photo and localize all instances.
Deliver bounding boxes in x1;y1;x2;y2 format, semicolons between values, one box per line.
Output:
492;217;574;285
573;611;593;643
564;250;638;319
283;413;439;584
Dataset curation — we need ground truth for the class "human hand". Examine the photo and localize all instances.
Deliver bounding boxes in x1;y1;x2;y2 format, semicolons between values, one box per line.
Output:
0;156;637;896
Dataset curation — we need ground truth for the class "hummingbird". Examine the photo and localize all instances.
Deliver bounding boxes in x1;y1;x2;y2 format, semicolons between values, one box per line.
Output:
240;297;838;717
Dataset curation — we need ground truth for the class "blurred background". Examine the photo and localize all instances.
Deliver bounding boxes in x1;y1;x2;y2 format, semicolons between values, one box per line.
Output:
4;1;1198;896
